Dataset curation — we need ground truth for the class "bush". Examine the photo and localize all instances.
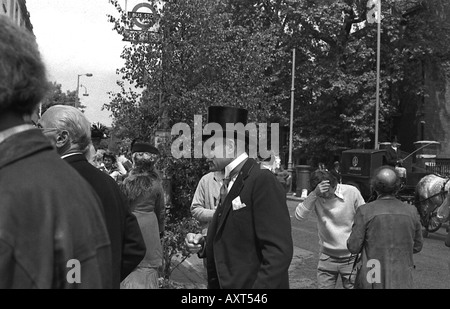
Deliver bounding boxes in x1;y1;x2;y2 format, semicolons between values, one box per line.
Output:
156;142;209;287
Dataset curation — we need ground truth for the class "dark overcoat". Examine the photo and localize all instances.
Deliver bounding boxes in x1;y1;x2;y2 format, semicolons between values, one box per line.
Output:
0;129;112;288
203;158;293;289
385;146;400;166
64;154;146;288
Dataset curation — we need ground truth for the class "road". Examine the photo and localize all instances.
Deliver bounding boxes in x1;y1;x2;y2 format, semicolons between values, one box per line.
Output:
287;199;450;289
174;199;450;289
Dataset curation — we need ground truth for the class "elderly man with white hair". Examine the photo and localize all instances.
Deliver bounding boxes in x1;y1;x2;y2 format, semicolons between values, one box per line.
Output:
39;105;146;289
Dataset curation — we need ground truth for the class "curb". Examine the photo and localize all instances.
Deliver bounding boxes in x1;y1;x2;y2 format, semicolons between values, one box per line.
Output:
286;194;304;202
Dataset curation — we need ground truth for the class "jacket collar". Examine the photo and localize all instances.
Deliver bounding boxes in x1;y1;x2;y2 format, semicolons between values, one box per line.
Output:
212;171;224;182
0;124;35;144
0;128;54;170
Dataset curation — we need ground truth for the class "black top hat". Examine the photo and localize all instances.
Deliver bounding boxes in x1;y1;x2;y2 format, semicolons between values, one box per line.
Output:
131;142;160;155
202;106;249;141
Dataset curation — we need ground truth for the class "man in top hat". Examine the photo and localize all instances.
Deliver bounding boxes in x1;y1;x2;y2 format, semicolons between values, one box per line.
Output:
185;106;293;289
385;137;403;167
39;105;146;289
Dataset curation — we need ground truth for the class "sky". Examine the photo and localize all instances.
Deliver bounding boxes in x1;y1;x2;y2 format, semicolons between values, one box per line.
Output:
27;0;137;127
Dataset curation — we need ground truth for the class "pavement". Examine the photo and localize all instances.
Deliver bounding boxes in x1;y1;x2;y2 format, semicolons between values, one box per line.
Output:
170;246;317;289
168;193;313;289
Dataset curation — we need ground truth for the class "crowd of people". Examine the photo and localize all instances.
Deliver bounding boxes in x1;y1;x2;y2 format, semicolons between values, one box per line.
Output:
0;15;431;289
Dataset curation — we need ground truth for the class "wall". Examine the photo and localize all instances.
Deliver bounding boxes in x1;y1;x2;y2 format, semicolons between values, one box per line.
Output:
0;0;32;32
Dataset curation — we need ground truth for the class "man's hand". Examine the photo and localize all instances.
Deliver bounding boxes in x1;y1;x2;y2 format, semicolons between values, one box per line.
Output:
185;233;205;254
314;180;331;197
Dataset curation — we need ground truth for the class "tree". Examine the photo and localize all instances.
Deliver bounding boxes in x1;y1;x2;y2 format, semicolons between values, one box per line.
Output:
40;82;84;114
264;0;450;165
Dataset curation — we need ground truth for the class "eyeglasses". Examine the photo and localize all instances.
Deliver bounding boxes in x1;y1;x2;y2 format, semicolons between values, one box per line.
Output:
36;122;59;133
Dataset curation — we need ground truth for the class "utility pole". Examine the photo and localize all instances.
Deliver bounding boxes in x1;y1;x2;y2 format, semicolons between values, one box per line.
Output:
374;0;381;149
288;48;296;193
368;0;382;149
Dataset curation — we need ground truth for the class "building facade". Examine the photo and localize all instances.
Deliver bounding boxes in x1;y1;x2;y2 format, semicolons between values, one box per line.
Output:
0;0;32;32
394;0;450;157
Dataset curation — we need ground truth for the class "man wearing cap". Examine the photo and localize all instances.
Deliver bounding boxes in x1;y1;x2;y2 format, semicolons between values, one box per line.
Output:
120;141;165;289
39;105;146;289
185;106;293;289
347;166;423;289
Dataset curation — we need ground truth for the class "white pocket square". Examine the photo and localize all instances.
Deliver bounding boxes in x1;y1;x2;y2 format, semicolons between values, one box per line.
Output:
232;196;246;210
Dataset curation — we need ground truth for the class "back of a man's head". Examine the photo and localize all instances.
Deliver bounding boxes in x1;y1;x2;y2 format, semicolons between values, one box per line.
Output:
0;16;49;116
371;166;401;195
41;105;92;153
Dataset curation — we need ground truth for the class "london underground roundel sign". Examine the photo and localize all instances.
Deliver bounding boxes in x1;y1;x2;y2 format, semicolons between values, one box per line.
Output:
129;3;159;30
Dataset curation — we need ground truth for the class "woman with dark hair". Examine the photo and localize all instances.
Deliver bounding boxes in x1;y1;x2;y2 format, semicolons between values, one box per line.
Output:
120;142;165;289
103;151;127;181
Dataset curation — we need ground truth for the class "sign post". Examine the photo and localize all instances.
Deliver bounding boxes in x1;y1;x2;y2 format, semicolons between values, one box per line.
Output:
123;3;159;43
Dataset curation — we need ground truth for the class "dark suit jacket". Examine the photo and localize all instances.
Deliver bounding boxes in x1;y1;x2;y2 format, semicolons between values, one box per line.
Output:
204;158;293;289
0;130;112;288
385;146;400;166
64;154;146;288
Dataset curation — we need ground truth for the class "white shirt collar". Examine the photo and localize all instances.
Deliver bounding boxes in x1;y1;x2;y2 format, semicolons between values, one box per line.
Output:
61;152;84;160
334;184;345;201
213;170;225;182
0;124;35;145
224;152;248;179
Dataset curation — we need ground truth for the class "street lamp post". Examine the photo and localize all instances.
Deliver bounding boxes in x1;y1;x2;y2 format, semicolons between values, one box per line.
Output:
80;84;89;96
76;73;93;108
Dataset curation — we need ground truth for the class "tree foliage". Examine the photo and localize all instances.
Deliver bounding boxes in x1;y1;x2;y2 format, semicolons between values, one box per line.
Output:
40;82;84;114
277;0;449;164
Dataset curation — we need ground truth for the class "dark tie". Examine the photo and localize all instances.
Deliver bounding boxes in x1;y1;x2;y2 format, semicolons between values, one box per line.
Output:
219;175;232;209
218;161;246;208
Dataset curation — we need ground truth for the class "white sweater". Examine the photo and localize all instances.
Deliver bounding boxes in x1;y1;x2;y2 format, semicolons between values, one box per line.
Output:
295;184;365;258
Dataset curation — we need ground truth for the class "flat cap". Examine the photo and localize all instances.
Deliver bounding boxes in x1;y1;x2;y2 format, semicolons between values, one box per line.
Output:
131;142;160;155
